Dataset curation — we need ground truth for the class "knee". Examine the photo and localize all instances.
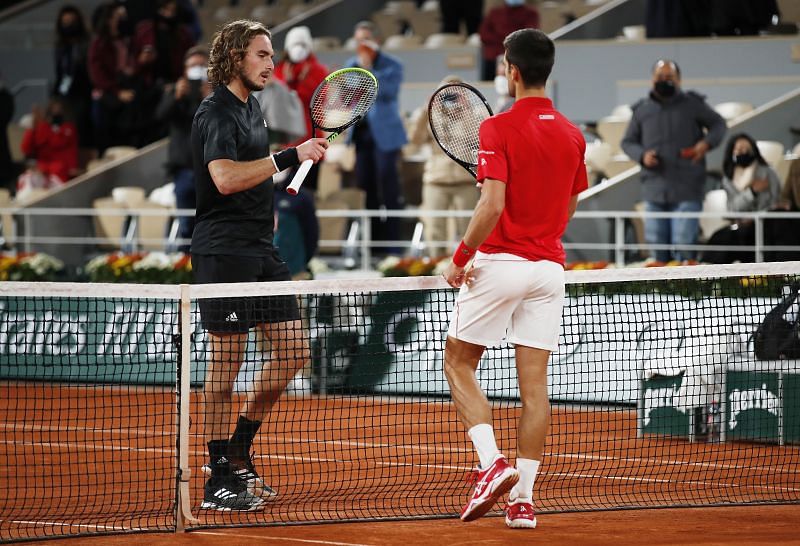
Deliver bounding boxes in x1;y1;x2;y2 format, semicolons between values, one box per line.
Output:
204;380;233;403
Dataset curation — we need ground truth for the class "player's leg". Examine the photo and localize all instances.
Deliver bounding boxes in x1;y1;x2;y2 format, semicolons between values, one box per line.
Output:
504;345;550;529
224;283;305;498
201;332;264;510
194;254;265;510
446;253;529;522
504;259;565;529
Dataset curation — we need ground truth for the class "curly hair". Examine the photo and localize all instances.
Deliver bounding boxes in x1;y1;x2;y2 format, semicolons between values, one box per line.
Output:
207;19;271;87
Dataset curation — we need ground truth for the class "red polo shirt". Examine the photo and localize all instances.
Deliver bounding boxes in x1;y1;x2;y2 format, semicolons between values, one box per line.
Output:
476;96;587;265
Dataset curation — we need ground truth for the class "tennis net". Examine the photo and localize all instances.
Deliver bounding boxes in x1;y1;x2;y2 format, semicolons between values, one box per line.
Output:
1;262;799;541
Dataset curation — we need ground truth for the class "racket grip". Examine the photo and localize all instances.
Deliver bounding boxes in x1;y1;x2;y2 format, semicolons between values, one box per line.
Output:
287;159;313;195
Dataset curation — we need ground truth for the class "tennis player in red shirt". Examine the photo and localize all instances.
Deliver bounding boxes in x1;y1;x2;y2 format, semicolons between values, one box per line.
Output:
442;28;587;528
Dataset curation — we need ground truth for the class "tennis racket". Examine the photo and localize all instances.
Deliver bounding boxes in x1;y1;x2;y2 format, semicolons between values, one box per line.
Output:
427;82;493;179
286;67;379;195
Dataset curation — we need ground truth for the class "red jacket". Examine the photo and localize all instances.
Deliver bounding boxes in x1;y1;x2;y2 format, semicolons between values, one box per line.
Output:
21;121;79;182
274;54;328;144
479;5;540;61
88;36;132;94
132;19;195;84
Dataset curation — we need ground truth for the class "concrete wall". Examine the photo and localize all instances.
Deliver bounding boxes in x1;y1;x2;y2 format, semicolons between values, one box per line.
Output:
316;35;800;123
16;139;168;266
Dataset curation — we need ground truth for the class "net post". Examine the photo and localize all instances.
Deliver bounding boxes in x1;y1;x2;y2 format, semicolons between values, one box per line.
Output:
361;211;371;270
176;283;198;530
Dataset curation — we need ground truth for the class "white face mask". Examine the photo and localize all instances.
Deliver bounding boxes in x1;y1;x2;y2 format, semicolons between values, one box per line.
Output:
494;75;509;97
186;65;207;81
288;44;310;63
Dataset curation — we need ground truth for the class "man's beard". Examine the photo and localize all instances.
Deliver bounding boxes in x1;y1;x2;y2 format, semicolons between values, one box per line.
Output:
239;66;265;92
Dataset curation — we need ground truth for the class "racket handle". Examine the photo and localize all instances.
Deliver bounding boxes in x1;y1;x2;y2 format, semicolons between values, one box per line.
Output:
286;159;313;195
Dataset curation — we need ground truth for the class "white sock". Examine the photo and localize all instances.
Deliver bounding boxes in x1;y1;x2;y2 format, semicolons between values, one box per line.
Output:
510;458;540;502
468;424;500;469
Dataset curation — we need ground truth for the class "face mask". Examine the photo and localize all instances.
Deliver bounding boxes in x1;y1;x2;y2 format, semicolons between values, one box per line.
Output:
505;0;525;6
654;80;676;98
287;44;310;64
186;65;207;81
60;22;82;37
50;114;64;126
733;153;755;167
494;75;509;97
116;17;133;37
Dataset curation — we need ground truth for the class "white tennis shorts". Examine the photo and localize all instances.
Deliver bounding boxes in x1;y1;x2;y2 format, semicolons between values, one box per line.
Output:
447;252;565;350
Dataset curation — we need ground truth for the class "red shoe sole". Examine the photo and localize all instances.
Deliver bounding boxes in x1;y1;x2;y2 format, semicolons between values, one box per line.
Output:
460;470;519;522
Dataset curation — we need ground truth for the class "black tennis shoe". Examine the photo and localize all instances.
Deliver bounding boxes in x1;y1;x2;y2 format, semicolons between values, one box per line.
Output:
202;452;277;499
200;474;265;511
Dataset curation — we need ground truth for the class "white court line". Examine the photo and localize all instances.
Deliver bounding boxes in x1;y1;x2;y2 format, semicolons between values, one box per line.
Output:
0;519;144;532
4;421;797;477
193;530;374;546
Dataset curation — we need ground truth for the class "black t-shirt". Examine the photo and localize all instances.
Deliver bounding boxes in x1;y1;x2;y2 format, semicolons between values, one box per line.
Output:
190;85;273;256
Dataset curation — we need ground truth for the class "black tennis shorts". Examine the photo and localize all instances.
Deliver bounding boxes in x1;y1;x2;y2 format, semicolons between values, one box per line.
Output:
192;252;300;334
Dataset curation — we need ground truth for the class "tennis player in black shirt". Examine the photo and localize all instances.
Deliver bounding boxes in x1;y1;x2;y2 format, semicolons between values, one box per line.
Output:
191;19;327;511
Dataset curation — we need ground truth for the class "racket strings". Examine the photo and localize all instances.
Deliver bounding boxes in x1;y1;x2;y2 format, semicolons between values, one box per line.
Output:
311;72;378;131
429;86;490;167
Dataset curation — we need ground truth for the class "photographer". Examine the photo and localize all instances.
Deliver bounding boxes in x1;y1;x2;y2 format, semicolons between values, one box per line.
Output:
155;46;210;251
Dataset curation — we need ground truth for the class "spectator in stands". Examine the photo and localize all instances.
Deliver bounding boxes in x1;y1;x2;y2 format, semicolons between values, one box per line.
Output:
53;5;94;156
88;1;143;153
274;183;319;279
709;0;780;36
273;26;328;191
17;99;79;198
346;21;408;252
0;75;14;193
766;159;800;261
155;46;210;252
493;55;514;113
645;0;711;38
703;133;781;263
478;0;539;81
440;0;483;36
133;0;196;85
621;59;726;263
410;75;479;257
252;75;306;150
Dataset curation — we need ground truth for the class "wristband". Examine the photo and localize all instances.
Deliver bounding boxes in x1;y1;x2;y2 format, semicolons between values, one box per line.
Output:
272;147;299;173
452;240;476;268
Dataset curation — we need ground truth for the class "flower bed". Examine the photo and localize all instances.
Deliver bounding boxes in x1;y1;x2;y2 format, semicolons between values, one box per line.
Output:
84;252;192;284
0;253;64;281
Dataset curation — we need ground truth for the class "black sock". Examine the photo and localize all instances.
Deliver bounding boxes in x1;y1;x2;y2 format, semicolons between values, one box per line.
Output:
208;440;230;478
228;415;262;463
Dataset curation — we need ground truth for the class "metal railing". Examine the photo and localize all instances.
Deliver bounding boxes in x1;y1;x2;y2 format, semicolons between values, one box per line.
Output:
2;206;800;268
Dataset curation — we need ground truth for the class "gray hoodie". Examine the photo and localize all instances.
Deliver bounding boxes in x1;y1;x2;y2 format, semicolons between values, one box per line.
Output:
622;89;727;204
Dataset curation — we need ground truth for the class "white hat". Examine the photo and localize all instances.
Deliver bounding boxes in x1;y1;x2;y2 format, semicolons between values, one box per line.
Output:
285;26;312;50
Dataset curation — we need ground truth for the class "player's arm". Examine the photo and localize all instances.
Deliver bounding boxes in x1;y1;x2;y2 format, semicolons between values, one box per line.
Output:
462;178;505;249
208;139;327;195
568;194;579;220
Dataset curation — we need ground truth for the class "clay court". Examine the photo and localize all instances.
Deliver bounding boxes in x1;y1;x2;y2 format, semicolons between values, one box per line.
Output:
2;384;799;544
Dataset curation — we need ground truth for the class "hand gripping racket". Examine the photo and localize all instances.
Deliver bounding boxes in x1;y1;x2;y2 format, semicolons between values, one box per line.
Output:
427;82;493;179
286;67;379;195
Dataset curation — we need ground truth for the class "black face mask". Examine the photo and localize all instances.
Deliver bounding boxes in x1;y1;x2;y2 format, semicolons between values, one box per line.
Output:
159;14;178;27
59;23;82;38
50;114;64;126
117;17;133;37
654;80;676;99
733;153;756;167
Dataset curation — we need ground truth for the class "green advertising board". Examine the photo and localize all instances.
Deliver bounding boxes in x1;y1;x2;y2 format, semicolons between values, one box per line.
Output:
0;296;179;385
784;373;800;444
725;370;781;443
640;373;690;437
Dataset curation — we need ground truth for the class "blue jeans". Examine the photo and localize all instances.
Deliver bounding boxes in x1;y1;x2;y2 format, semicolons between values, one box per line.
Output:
644;200;701;262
